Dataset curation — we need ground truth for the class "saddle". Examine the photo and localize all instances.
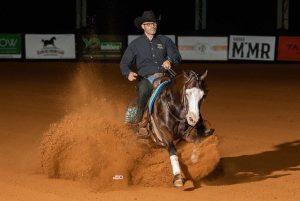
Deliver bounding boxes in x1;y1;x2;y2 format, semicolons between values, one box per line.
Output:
152;75;171;88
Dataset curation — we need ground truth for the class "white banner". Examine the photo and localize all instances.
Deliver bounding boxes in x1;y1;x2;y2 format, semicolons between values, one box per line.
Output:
229;35;275;61
128;35;175;45
178;36;228;60
25;34;76;59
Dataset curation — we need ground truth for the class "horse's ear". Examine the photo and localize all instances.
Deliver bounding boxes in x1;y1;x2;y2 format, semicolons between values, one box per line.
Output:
183;70;189;79
200;70;208;80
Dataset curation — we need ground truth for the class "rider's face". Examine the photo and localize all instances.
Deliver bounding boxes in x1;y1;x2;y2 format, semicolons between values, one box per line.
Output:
142;22;157;35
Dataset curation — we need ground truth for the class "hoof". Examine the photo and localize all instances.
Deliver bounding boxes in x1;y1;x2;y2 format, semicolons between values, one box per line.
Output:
195;129;216;143
173;174;184;188
204;128;215;136
182;180;195;191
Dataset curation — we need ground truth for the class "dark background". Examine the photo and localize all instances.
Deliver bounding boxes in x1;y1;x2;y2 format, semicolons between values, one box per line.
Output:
0;0;299;35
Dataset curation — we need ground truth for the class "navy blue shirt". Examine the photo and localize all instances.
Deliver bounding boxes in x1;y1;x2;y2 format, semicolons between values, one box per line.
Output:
120;34;182;78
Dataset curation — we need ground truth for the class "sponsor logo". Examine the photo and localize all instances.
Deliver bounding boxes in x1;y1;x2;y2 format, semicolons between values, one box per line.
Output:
83;37;101;48
179;44;227;53
179;43;207;53
37;48;65;55
194;43;207;54
0;38;18;48
211;45;227;51
232;36;245;42
101;42;122;51
37;36;65;56
286;43;300;53
82;37;122;51
231;42;271;59
178;45;193;51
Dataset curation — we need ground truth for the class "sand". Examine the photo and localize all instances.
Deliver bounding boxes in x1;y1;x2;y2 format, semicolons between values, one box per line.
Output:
0;61;299;201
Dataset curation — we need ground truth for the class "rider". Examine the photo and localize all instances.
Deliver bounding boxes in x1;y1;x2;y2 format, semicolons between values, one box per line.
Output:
120;10;181;130
120;10;213;136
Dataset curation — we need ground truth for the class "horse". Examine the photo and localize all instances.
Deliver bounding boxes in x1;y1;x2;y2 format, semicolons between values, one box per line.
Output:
41;37;56;47
144;69;210;188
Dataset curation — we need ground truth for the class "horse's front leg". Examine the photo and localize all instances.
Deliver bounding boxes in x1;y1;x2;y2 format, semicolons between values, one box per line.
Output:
168;143;184;187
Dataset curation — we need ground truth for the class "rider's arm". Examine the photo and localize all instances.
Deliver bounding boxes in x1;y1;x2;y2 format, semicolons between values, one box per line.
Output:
120;46;135;79
165;38;182;66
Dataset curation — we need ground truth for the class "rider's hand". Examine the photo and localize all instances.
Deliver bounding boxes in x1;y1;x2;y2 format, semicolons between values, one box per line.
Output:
162;59;172;70
128;71;138;81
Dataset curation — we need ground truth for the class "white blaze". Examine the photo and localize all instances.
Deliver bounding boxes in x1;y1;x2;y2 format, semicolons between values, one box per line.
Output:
185;87;204;126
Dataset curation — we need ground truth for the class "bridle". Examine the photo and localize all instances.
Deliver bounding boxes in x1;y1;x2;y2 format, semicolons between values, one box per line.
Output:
165;70;202;123
180;71;203;138
181;71;200;115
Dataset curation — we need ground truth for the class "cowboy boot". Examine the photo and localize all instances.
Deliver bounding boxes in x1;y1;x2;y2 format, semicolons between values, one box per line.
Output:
137;110;149;138
138;110;148;128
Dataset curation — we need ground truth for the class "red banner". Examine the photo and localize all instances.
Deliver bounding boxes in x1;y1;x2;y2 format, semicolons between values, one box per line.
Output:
277;36;300;61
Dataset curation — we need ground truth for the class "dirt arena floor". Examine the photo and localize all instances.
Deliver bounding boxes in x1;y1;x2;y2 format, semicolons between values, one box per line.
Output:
0;61;299;201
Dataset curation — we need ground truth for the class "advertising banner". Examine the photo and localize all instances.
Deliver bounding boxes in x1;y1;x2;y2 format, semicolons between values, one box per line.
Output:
277;36;300;61
78;34;124;60
0;34;22;59
229;35;275;61
178;36;228;60
25;34;76;59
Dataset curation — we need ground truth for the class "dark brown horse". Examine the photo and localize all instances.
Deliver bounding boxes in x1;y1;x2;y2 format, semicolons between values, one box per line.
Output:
146;69;209;187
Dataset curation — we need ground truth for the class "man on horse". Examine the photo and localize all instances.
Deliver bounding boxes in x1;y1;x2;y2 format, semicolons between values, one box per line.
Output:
120;10;213;137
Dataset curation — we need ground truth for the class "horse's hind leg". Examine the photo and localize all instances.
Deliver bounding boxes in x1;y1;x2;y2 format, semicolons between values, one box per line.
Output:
168;144;184;187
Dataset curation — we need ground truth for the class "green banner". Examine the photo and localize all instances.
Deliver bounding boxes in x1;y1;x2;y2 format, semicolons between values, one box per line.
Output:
0;34;22;58
79;34;124;60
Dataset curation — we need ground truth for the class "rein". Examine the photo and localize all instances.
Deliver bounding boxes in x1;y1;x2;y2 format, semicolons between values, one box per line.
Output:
167;68;177;77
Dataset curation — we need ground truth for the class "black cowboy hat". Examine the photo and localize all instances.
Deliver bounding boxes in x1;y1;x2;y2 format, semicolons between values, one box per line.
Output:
134;10;158;30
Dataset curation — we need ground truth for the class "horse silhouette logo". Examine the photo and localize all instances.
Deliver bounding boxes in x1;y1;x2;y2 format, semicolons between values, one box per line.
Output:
41;37;56;47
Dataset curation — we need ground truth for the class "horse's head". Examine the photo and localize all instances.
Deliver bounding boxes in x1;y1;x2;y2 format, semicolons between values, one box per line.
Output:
183;70;208;126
